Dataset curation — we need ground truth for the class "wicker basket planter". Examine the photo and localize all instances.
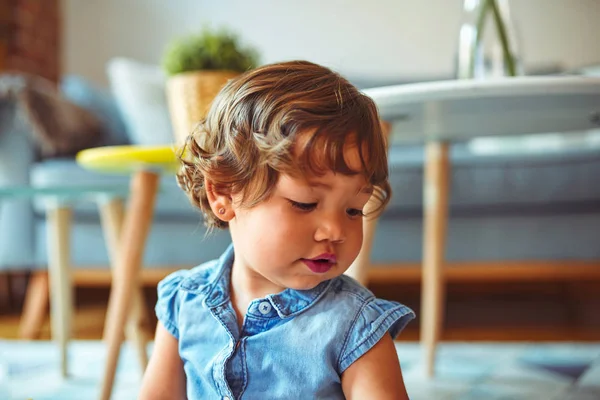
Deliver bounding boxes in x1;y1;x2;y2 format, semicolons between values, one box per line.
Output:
166;70;240;146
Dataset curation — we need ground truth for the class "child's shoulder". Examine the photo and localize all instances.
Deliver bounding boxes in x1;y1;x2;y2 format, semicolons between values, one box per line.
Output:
327;274;377;304
158;258;221;296
320;275;415;372
155;259;223;339
317;274;415;336
309;274;391;318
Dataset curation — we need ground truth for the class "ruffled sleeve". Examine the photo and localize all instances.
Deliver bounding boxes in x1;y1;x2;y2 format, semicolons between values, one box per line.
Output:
338;298;415;373
155;269;189;340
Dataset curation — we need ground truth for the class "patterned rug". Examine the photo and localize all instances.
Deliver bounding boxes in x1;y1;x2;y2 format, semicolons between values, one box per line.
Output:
0;340;599;399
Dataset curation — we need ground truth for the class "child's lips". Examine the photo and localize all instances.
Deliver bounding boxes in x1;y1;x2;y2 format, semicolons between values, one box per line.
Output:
302;259;334;273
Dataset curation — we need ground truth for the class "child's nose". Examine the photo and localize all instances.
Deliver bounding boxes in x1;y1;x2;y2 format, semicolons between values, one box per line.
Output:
314;213;346;243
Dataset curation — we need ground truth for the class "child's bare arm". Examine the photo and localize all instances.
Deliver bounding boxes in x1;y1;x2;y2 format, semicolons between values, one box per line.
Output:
341;334;409;400
139;322;187;400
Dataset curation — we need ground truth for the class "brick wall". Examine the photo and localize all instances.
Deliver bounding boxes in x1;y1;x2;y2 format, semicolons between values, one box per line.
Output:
0;0;60;83
0;1;10;69
0;0;61;314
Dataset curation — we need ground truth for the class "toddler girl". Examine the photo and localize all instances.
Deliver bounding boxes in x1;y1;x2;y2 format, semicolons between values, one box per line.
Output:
140;60;415;399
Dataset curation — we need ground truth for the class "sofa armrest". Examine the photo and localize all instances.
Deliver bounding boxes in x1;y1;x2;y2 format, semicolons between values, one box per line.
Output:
0;118;37;268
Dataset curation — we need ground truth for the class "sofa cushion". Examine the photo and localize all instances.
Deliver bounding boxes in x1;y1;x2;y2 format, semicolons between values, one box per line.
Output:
34;220;231;267
30;159;198;219
384;142;600;215
106;58;174;145
60;75;130;146
372;212;600;262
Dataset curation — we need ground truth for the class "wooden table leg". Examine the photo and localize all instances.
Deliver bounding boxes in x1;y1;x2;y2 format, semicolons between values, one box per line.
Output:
345;204;379;285
99;171;159;400
345;121;392;285
0;272;9;314
46;205;73;378
99;197;149;373
18;271;49;339
420;141;450;377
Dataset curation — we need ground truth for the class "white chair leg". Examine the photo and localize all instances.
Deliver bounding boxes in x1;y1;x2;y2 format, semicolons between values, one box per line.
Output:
46;205;73;378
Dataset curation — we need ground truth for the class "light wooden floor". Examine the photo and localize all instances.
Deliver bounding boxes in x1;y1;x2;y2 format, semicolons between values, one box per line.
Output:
0;304;114;340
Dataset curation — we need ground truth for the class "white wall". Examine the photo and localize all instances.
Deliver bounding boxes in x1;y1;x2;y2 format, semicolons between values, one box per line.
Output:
63;0;600;86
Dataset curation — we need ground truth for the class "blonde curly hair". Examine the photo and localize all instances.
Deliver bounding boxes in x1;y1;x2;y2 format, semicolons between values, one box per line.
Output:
177;60;391;230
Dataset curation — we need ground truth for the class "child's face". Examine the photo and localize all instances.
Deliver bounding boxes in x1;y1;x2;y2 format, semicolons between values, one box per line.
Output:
228;143;373;294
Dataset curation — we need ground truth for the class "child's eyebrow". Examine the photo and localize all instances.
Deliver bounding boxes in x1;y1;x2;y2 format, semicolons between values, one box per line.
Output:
307;180;373;195
308;181;332;190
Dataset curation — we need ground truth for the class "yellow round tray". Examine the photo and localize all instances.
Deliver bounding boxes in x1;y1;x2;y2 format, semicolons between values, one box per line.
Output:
76;145;179;174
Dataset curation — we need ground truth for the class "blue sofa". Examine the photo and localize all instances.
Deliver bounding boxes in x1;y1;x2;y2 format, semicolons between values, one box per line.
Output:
1;59;599;276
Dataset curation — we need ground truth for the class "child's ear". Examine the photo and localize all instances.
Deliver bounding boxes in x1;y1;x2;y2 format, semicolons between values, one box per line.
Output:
205;179;235;222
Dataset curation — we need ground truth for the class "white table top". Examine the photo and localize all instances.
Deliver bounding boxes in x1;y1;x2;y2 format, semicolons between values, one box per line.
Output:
362;76;600;143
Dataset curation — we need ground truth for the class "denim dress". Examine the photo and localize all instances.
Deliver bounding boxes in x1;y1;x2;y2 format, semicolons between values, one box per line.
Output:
156;245;415;399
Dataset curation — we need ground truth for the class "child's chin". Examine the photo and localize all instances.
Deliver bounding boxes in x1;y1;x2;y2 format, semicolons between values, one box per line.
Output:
286;275;332;291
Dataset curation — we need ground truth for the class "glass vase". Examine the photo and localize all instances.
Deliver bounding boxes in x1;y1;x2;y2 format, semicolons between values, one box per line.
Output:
456;0;524;79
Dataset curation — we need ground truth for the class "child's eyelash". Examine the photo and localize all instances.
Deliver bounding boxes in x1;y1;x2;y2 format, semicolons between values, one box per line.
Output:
288;200;365;218
289;200;317;211
347;209;365;218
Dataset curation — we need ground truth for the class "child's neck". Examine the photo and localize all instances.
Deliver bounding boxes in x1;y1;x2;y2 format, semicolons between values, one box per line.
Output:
230;259;285;326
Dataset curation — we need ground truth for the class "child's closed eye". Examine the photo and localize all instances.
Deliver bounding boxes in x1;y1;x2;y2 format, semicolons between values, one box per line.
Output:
288;200;318;212
346;208;365;218
288;199;365;218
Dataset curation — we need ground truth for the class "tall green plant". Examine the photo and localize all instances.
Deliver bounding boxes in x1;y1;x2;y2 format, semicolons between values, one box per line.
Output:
163;28;259;76
470;0;517;77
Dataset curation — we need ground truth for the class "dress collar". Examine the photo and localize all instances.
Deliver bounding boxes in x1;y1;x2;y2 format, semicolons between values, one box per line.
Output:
198;244;332;318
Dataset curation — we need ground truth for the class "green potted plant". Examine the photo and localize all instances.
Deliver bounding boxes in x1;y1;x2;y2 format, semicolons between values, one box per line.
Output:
457;0;521;79
162;27;259;144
